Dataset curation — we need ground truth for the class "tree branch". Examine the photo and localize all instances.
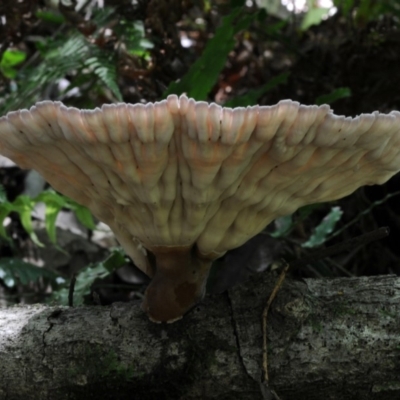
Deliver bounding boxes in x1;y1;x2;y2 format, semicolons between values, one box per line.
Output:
1;272;400;400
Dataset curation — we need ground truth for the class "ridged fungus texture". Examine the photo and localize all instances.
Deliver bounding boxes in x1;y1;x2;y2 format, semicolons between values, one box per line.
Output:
1;95;400;321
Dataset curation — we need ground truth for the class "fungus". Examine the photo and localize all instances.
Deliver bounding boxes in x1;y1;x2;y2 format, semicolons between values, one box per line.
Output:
0;95;400;322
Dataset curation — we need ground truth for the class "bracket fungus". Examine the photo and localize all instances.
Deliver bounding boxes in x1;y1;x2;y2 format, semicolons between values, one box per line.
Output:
0;95;400;322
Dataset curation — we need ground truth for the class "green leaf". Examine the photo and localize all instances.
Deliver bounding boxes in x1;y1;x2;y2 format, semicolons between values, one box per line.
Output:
13;195;44;247
36;190;68;243
0;190;96;246
41;193;72;244
256;0;287;18
301;7;329;31
44;202;63;244
35;10;65;24
164;7;257;100
85;56;123;101
118;20;154;56
302;206;343;248
0;257;59;287
102;248;128;272
51;249;127;305
0;184;8;204
0;203;14;241
271;214;293;238
71;264;110;305
225;72;290;107
316;87;352;105
0;9;124;113
1;49;27;67
73;204;96;230
36;190;68;207
0;49;27;78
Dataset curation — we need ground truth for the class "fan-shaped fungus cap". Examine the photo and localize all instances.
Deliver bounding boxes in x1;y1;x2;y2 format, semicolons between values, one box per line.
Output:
1;96;400;322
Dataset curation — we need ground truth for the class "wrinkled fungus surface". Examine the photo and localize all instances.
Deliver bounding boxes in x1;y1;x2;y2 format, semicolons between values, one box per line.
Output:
1;95;400;321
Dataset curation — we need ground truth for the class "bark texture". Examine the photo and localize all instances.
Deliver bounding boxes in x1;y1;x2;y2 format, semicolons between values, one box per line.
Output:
1;273;400;400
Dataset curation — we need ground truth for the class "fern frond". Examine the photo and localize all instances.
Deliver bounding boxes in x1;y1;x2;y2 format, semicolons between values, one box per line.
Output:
84;52;122;101
0;9;123;112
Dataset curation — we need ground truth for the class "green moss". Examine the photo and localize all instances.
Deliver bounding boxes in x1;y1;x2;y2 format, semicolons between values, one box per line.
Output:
331;303;357;317
309;317;323;333
66;365;80;380
99;351;136;380
65;345;137;382
372;381;400;392
379;308;397;319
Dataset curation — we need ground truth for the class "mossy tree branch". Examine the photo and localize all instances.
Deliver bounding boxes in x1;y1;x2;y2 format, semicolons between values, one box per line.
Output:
1;273;399;400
